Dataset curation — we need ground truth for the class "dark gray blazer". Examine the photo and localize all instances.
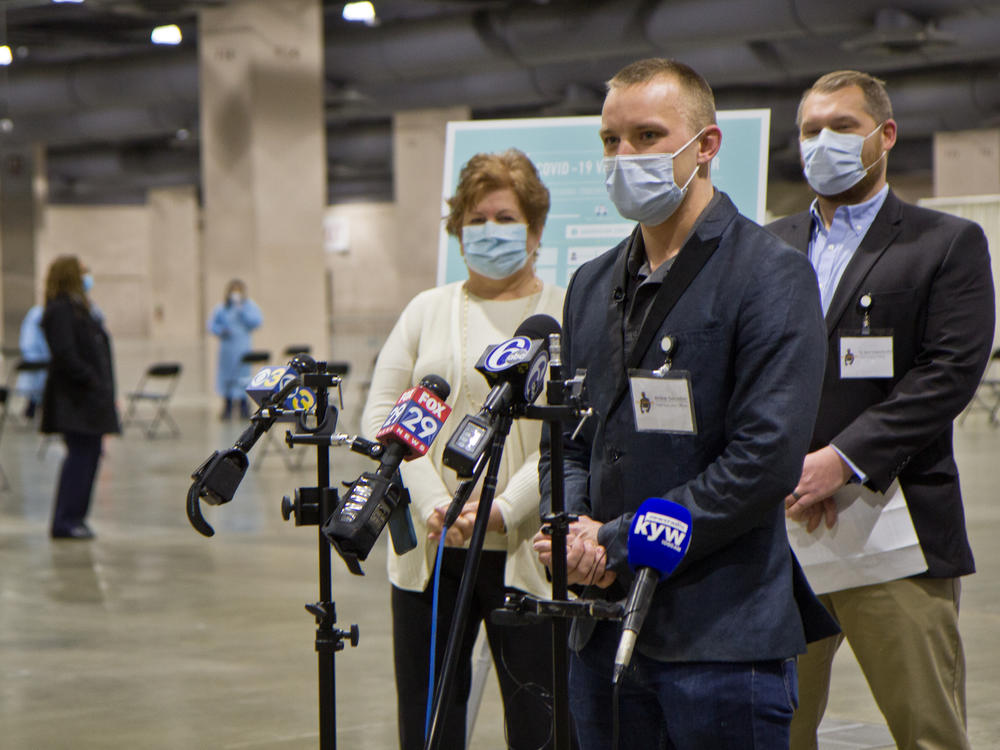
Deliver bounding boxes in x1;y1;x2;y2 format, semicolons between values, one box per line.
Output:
542;192;836;662
768;190;995;579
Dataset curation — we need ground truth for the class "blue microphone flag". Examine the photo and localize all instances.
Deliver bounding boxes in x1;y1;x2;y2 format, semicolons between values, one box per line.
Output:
627;497;692;578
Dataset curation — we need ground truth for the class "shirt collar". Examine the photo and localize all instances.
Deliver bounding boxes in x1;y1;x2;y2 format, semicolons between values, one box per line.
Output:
809;183;890;236
626;190;722;282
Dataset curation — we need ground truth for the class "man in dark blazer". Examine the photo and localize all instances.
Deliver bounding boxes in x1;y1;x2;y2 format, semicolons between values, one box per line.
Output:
768;70;995;750
534;58;834;750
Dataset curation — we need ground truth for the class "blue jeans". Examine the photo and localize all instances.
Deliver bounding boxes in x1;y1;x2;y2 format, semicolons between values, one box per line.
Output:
569;622;797;750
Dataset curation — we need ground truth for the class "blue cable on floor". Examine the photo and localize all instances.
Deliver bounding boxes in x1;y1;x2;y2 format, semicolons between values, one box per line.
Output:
424;532;448;741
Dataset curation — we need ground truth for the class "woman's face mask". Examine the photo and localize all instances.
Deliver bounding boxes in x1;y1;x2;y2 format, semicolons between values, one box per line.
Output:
461;221;529;280
800;123;885;196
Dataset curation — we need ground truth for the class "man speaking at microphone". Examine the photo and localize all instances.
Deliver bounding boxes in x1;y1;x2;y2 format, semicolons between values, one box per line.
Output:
534;58;835;749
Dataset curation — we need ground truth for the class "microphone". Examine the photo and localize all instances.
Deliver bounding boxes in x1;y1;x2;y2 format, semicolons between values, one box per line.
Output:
613;497;692;685
186;354;322;537
322;375;452;574
442;314;561;479
245;353;318;415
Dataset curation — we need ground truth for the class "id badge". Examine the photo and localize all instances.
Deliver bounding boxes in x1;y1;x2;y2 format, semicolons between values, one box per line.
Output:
628;369;697;434
839;331;894;379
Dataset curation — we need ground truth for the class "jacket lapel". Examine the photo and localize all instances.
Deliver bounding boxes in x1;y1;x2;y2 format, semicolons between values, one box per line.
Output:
625;194;735;370
781;215;812;258
605;231;632;403
824;191;903;335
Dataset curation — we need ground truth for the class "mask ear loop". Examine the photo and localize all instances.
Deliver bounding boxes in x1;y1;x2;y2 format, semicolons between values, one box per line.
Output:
674;126;708;192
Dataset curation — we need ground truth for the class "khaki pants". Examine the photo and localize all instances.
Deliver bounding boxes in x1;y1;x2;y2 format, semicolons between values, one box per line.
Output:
791;577;969;750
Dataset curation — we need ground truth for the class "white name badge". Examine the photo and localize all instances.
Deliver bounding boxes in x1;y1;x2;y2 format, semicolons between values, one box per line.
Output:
629;370;697;434
840;335;894;379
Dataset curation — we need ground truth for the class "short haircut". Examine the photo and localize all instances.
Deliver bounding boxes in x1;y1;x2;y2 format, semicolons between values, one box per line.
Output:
606;58;717;133
44;255;85;304
445;149;551;238
796;70;894;128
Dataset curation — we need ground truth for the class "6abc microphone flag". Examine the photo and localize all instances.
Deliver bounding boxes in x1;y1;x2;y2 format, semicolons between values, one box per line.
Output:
443;314;560;478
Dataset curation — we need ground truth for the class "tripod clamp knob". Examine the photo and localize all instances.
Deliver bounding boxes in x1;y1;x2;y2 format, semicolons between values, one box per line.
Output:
337;624;360;649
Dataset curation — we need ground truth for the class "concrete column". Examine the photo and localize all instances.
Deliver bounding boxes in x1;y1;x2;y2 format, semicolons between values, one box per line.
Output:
199;0;326;363
0;144;43;348
148;185;201;343
392;106;470;304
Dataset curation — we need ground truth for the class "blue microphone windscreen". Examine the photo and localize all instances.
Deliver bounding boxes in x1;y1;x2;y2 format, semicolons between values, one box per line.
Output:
627;497;692;578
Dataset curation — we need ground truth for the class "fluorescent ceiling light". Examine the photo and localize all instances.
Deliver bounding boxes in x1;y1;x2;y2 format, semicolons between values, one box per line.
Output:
52;0;86;4
151;24;183;45
0;46;12;66
343;2;377;26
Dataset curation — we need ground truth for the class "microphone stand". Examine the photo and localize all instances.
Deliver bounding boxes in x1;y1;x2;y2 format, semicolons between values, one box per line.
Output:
536;351;572;750
424;413;513;750
188;364;358;750
280;372;362;750
425;340;597;750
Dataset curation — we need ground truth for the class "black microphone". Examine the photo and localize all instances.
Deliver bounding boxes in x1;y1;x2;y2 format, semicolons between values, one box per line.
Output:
613;497;693;685
322;375;452;574
244;353;319;415
186;354;321;537
442;314;561;480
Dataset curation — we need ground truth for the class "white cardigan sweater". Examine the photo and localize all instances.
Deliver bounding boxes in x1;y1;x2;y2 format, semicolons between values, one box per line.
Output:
361;280;565;595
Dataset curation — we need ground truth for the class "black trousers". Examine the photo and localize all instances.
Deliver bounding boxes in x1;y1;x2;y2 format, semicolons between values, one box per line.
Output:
51;431;102;535
392;548;570;750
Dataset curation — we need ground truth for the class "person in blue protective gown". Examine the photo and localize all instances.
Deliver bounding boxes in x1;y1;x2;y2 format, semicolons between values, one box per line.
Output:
17;303;50;419
208;279;263;419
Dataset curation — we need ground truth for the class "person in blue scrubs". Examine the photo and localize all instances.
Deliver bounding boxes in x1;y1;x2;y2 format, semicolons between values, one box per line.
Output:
17;304;50;419
208;279;263;419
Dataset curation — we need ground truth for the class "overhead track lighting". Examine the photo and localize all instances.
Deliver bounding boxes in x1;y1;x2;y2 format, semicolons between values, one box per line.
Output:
151;24;182;46
343;2;377;26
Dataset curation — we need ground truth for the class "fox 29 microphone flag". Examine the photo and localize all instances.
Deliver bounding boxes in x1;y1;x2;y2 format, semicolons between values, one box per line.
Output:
376;377;452;460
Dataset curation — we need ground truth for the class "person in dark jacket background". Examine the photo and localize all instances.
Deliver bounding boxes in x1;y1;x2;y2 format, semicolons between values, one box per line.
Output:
40;255;120;540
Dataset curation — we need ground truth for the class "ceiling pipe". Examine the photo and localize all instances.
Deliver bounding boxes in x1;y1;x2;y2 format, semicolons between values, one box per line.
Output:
4;50;198;116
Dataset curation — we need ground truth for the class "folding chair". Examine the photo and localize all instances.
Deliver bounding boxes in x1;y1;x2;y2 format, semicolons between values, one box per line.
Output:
122;362;183;438
959;347;1000;426
0;386;10;490
241;350;271;368
10;360;48;424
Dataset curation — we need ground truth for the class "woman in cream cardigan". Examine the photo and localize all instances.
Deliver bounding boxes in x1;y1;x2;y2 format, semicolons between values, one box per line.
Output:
362;149;567;750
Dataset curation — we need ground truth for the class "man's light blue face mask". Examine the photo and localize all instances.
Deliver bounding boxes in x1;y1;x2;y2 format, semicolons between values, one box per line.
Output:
800;123;885;196
602;127;706;226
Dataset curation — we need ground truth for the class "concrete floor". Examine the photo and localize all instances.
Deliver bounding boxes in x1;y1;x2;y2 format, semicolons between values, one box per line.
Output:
0;391;997;749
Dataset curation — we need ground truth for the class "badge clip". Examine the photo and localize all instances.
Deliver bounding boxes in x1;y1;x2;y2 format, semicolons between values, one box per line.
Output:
858;293;873;335
654;335;675;377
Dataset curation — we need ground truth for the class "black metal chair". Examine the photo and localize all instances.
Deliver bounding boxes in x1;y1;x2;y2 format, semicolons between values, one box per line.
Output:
0;386;10;490
122;362;183;438
240;350;271;367
10;360;48;422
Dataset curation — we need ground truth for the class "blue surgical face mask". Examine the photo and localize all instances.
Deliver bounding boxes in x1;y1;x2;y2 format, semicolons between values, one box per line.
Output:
461;221;530;280
800;124;885;196
603;127;705;225
82;273;94;293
